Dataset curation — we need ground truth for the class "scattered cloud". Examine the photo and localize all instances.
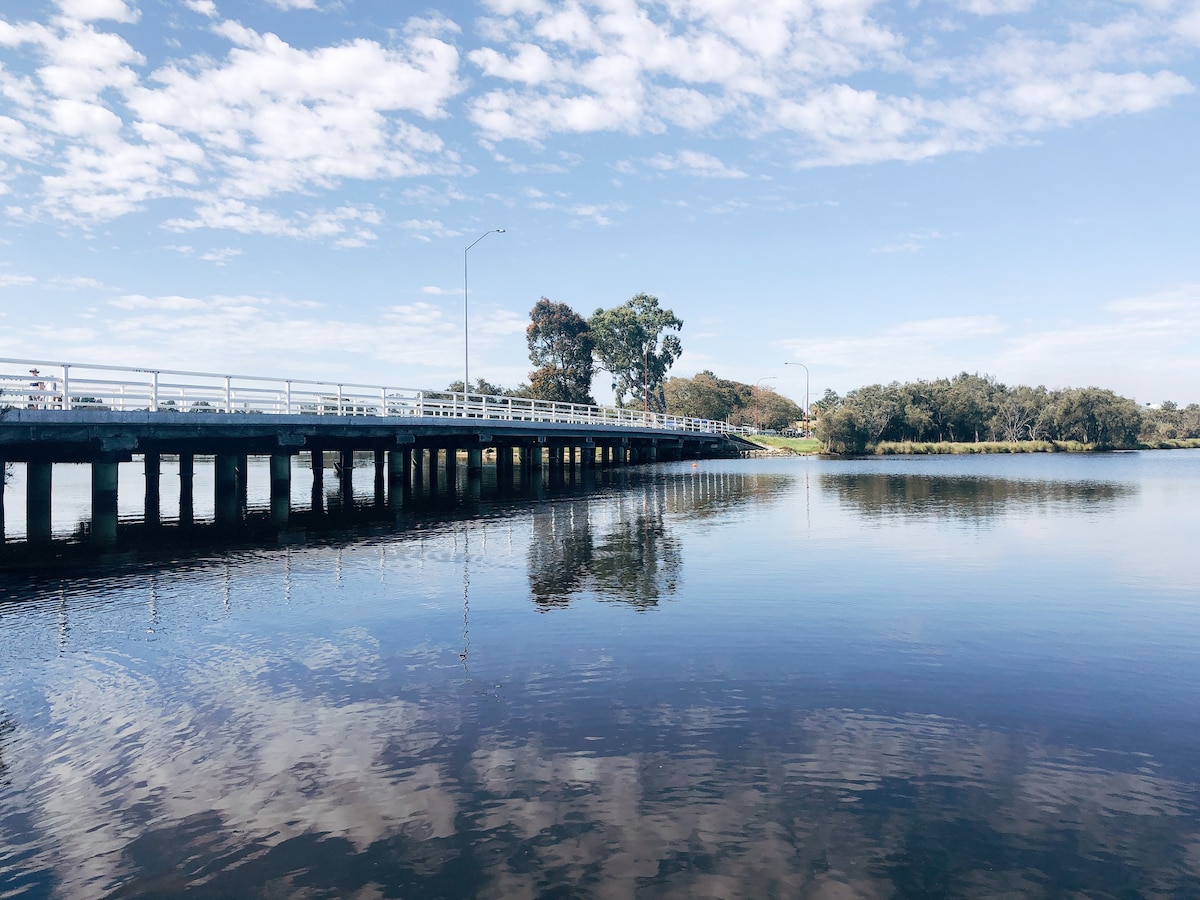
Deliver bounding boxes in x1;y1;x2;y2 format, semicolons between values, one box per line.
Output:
872;229;946;254
163;200;383;242
778;288;1200;399
644;150;747;179
200;247;243;265
467;0;1196;168
1;7;466;229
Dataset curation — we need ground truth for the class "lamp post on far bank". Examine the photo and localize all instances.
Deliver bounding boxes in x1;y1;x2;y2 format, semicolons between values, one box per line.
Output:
463;228;505;391
785;362;809;435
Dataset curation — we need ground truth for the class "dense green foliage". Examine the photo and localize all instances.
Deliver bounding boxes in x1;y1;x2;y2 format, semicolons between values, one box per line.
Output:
589;293;682;410
663;370;803;431
526;297;596;405
445;377;530;397
814;373;1196;453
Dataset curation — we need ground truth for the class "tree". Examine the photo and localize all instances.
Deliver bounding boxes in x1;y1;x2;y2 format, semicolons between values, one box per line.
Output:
663;371;743;421
526;297;596;405
1043;387;1143;446
446;377;511;396
749;388;804;431
992;385;1049;442
590;293;682;410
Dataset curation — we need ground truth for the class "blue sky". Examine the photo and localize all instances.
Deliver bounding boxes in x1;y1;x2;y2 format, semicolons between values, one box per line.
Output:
2;0;1198;406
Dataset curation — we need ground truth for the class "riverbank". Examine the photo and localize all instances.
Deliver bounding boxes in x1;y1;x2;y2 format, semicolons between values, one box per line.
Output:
747;436;1200;456
873;438;1200;454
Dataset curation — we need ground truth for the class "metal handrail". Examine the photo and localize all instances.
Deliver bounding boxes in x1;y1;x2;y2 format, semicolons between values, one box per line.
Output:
0;357;754;436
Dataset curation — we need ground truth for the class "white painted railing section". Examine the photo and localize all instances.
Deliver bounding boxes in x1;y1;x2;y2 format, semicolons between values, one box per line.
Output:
0;358;751;436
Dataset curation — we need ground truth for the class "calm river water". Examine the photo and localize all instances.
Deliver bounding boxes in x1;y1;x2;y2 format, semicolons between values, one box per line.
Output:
2;451;1200;898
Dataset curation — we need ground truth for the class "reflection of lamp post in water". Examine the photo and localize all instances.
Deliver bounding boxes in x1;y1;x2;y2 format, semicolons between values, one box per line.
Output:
785;362;810;435
460;529;471;677
754;377;777;432
463;228;505;391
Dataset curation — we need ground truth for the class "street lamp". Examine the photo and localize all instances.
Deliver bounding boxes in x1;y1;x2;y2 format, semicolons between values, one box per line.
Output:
463;228;505;392
754;377;777;432
785;362;809;435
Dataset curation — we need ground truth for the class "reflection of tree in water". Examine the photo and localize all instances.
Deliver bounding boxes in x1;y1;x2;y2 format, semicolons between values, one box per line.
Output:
821;473;1133;521
527;502;595;610
528;485;681;610
589;511;681;609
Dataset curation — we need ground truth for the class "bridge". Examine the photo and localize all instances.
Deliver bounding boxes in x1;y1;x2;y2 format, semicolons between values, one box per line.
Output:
0;357;756;545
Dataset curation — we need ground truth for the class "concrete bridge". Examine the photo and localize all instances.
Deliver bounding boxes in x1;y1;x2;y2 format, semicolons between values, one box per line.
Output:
0;358;755;545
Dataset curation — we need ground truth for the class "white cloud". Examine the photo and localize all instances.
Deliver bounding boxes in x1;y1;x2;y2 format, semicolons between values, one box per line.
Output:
54;0;138;25
200;246;242;265
644;150;746;178
953;0;1038;14
182;1;218;18
1;10;466;228
0;273;36;287
467;0;1196;168
163;199;382;242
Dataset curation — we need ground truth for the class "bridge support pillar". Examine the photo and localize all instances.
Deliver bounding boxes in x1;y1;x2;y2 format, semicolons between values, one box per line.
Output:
496;447;513;487
0;455;5;542
338;450;354;506
446;447;459;489
144;453;160;527
270;453;291;525
374;450;386;506
388;449;411;506
583;444;596;469
310;450;325;514
91;460;119;545
215;454;240;526
179;453;194;526
426;450;439;494
27;461;52;542
411;448;424;491
648;444;658;463
238;455;249;510
467;447;483;476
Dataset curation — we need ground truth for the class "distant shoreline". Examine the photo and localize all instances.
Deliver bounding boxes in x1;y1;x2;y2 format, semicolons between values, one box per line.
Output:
748;436;1200;456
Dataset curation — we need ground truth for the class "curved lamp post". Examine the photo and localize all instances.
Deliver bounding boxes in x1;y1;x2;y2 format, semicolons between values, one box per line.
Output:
785;362;809;434
463;228;505;391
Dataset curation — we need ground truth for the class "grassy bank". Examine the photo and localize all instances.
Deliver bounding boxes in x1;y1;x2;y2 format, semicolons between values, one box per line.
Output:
746;435;823;454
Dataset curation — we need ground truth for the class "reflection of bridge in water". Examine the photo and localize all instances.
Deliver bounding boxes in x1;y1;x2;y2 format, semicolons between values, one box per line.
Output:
0;358;756;547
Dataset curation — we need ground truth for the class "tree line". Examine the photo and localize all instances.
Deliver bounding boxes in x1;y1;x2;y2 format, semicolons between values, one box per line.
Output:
813;372;1200;453
452;292;804;430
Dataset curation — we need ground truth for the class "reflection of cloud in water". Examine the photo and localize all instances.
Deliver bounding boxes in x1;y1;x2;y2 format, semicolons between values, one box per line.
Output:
4;633;462;897
821;472;1135;521
6;645;1199;897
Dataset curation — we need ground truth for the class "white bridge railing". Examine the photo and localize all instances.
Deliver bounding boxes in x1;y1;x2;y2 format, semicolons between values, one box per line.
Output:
1;358;752;437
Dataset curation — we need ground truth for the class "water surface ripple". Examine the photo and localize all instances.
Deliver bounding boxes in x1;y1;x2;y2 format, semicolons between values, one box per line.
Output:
2;452;1199;898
